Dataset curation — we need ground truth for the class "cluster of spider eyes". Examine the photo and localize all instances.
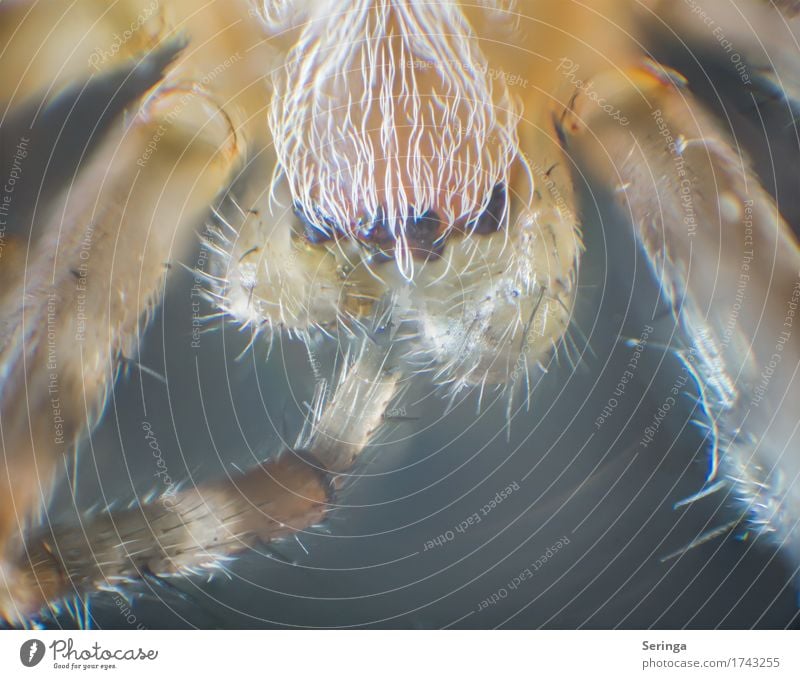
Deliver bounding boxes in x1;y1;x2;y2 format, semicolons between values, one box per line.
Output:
292;183;508;262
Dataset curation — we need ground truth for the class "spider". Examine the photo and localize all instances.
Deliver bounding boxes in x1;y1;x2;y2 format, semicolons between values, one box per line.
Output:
0;0;799;629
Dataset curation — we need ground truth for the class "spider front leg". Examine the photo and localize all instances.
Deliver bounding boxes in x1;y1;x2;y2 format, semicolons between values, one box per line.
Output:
0;0;166;105
0;75;241;625
568;62;800;566
640;0;800;109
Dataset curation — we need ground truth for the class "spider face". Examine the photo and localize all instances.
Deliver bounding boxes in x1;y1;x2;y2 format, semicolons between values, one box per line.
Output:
226;1;583;395
225;135;577;397
267;0;522;279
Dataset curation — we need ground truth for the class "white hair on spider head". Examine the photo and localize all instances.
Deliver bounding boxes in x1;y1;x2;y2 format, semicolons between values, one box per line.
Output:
267;0;521;278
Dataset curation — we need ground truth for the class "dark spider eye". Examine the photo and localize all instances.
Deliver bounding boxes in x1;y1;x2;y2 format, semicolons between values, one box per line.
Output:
355;207;395;263
405;209;445;260
470;184;507;235
293;202;334;244
357;205;391;242
352;207;446;262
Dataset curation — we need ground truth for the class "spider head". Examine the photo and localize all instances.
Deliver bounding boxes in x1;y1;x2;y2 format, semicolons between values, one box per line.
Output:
220;1;580;395
268;0;519;279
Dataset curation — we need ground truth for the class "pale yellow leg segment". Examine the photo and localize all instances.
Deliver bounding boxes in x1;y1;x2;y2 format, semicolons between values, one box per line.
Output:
641;0;800;107
0;82;240;624
572;62;800;561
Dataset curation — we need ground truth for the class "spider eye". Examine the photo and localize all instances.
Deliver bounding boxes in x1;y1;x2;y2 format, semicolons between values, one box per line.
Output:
293;202;333;244
293;184;507;264
357;207;446;262
404;209;445;259
470;184;507;235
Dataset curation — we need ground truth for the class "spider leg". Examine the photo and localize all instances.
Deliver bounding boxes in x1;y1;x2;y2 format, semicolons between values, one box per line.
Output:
1;337;398;626
641;0;800;109
570;61;800;566
0;40;184;240
0;44;243;623
0;0;168;105
0;0;274;117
